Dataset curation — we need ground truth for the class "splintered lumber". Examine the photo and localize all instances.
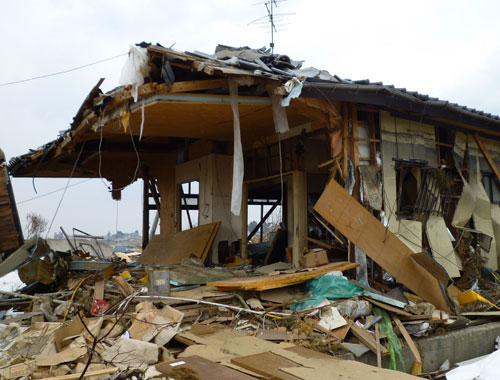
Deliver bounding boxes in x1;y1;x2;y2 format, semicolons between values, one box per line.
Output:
139;222;220;265
350;324;388;356
314;179;451;311
207;261;359;291
393;316;422;375
156;355;256;380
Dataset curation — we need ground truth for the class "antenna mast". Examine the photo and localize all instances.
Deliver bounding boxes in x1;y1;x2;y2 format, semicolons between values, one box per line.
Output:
249;0;293;54
266;0;277;53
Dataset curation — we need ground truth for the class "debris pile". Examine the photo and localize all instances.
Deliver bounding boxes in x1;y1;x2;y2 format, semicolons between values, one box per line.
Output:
1;232;500;380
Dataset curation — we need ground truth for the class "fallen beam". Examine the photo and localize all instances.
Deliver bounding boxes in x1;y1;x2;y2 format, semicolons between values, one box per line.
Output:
314;179;452;311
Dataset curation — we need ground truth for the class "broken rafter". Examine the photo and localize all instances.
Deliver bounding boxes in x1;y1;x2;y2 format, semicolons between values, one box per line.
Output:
474;132;500;184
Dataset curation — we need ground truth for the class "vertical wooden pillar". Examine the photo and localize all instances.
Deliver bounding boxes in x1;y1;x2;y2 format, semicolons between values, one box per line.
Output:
342;102;349;179
241;183;248;258
142;179;149;249
292;170;307;268
157;159;177;236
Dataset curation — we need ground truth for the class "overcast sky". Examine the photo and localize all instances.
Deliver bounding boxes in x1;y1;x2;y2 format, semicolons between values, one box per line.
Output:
2;0;500;238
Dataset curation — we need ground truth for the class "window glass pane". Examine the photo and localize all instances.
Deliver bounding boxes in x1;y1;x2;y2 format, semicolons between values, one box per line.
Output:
492;178;500;204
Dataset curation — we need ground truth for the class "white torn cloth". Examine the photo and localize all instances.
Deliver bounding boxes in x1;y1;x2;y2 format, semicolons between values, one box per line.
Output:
229;79;244;216
119;45;150;102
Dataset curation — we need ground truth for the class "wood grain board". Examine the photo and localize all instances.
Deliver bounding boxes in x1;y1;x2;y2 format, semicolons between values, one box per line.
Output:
314;179;451;311
139;222;220;265
207;261;359;291
231;352;302;380
156;355;256;380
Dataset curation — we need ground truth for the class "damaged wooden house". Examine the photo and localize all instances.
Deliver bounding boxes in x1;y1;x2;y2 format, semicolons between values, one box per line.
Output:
7;42;500;313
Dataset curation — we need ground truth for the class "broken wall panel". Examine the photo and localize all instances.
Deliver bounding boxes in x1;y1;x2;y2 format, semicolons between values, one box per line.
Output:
470;166;498;270
314;179;450;311
426;215;462;278
0;149;23;253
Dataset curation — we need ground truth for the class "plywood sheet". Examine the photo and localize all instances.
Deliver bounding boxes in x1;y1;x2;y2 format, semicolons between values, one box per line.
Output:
156;355;257;380
426;215;462;278
207;262;358;291
139;222;220;265
314;179;450;311
231;352;301;380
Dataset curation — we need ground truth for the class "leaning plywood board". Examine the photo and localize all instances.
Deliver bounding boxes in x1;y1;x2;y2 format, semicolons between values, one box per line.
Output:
426;215;461;278
139;222;220;265
207;262;358;291
314;179;450;311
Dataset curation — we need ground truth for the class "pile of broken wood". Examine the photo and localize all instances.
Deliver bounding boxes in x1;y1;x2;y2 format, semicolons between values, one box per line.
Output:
1;250;500;380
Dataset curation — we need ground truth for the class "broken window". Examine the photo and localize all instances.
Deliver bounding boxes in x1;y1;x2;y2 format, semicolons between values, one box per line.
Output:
180;181;199;231
394;159;448;218
482;172;500;204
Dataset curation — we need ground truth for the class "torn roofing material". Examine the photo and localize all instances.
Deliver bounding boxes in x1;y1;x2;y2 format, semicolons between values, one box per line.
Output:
8;41;500;179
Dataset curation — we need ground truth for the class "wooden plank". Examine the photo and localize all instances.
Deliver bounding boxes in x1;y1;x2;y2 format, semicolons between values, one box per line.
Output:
139;222;220;265
208;261;358;291
113;276;134;296
157;355;256;380
375;323;382;368
231;352;302;380
306;236;335;250
168;79;229;93
350;324;388;355
393;315;423;375
314;179;451;311
474;132;500;184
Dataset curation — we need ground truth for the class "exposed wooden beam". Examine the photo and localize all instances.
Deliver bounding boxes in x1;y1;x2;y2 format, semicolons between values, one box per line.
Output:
168;79;229;93
474;132;500;184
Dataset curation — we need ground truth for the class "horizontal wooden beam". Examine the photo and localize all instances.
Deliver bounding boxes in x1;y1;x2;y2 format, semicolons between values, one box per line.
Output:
168;79;229;93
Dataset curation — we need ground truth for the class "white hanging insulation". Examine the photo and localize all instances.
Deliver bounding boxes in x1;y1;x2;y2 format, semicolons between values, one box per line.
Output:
229;79;244;216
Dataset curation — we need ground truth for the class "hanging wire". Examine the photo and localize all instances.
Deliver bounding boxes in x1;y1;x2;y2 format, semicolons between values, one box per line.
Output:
45;142;86;239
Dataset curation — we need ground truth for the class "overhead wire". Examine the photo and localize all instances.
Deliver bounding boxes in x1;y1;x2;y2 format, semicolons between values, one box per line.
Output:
45;142;86;239
16;178;92;205
0;53;127;88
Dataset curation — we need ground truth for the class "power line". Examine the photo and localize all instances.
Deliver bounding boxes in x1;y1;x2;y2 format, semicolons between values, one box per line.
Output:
0;52;127;88
16;178;92;205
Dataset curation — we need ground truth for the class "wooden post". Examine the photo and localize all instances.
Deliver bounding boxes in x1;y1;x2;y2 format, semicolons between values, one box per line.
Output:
142;179;149;249
342;103;349;179
157;160;177;235
292;170;307;268
241;183;248;258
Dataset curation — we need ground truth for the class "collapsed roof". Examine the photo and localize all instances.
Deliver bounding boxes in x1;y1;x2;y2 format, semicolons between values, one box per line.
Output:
8;42;500;182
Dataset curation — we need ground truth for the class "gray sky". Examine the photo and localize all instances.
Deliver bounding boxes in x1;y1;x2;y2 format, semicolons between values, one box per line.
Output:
2;0;500;238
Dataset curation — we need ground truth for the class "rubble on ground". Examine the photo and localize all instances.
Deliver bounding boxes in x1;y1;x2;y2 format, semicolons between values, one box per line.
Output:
1;234;499;380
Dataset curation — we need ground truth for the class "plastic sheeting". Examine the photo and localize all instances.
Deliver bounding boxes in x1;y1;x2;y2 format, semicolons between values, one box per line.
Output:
281;78;303;107
119;45;150;102
289;275;364;310
228;79;244;216
373;307;405;372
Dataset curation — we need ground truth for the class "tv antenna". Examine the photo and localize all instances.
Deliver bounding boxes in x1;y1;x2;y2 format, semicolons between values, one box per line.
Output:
249;0;294;53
